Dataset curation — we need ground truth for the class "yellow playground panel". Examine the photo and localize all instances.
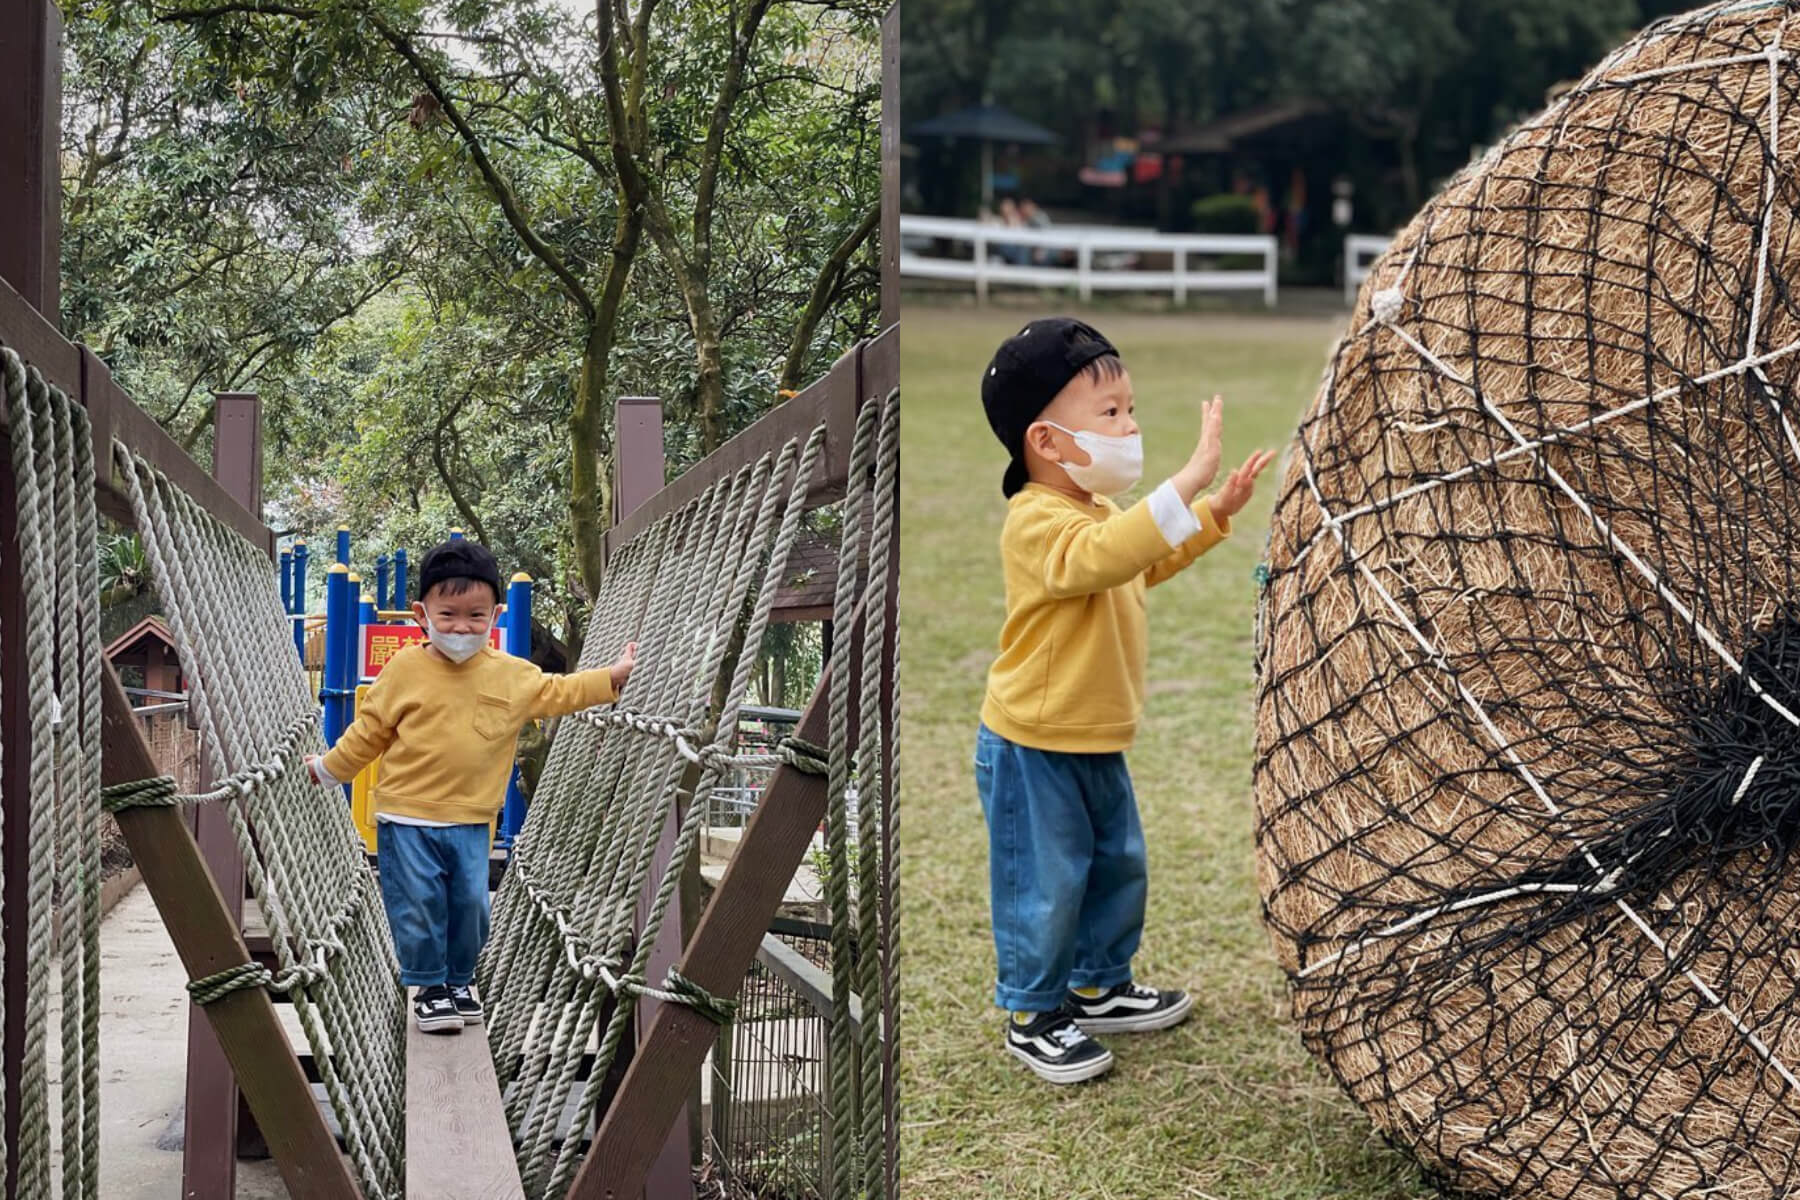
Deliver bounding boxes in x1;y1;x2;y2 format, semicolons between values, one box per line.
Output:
349;683;497;853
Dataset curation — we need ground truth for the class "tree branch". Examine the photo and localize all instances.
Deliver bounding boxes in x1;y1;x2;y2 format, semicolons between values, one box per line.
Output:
366;12;597;323
778;202;877;391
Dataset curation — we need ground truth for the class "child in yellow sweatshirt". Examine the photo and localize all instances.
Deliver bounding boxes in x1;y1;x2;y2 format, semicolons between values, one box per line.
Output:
977;317;1275;1083
303;539;636;1033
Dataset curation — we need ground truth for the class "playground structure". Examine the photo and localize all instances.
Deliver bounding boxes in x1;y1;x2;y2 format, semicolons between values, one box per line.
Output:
281;527;539;850
0;4;900;1199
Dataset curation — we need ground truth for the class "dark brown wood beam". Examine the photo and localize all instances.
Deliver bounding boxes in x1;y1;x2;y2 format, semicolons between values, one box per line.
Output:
99;666;362;1200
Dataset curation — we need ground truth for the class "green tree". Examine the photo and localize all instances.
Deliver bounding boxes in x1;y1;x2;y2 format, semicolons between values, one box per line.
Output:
159;0;880;597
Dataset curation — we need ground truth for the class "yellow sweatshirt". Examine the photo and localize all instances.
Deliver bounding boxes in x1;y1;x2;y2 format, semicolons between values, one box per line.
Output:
320;643;617;825
980;481;1229;753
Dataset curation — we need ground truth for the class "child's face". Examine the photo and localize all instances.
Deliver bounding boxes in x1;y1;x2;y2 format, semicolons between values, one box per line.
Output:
413;583;496;635
1026;367;1136;470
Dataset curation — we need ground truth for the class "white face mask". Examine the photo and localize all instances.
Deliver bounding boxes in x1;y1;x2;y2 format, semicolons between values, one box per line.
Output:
426;617;489;663
1044;421;1143;496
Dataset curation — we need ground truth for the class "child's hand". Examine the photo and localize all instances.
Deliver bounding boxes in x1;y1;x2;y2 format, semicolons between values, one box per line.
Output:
302;754;338;789
1173;395;1225;503
609;642;639;693
1208;448;1279;519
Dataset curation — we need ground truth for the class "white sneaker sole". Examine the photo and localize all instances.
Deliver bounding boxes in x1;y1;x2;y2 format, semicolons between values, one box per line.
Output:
1069;991;1194;1034
1006;1041;1114;1084
459;1010;484;1025
415;1012;464;1035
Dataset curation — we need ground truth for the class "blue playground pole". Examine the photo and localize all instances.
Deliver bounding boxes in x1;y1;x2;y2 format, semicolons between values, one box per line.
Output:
280;549;292;612
292;539;310;660
497;572;535;845
358;586;377;631
376;553;390;610
322;565;352;796
449;526;465;541
336;525;351;566
393;548;409;608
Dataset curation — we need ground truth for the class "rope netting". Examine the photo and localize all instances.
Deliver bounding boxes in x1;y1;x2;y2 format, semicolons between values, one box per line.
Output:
108;442;407;1194
1255;3;1800;1197
480;384;898;1200
2;345;103;1200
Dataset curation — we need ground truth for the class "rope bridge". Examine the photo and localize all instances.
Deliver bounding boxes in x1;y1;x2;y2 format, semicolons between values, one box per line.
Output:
482;384;899;1199
2;317;898;1198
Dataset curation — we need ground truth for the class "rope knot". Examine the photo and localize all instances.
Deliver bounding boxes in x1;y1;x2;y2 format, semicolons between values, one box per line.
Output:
187;961;274;1006
1371;286;1406;324
662;970;737;1025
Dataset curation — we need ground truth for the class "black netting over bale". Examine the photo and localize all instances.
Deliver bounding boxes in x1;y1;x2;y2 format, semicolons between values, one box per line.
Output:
1253;4;1800;1197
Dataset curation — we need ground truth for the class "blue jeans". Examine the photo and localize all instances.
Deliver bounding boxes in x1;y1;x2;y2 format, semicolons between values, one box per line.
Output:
376;821;491;988
974;724;1147;1012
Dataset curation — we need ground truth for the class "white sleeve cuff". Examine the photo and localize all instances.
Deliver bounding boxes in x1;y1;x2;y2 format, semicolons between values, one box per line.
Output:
1147;479;1202;548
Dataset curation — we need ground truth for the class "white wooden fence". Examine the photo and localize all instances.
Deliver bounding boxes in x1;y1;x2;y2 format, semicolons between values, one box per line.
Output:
899;215;1278;307
1343;234;1392;306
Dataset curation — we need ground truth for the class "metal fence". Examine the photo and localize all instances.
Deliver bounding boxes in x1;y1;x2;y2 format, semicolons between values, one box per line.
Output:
705;919;857;1199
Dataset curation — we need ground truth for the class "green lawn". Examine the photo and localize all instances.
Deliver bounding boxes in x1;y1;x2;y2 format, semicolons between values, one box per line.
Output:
897;302;1435;1200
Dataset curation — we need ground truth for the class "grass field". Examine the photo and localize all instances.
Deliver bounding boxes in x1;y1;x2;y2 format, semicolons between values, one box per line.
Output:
897;302;1436;1200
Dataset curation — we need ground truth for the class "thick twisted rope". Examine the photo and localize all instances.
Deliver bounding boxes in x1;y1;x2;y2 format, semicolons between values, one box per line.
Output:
477;384;900;1200
3;343;103;1200
113;440;405;1199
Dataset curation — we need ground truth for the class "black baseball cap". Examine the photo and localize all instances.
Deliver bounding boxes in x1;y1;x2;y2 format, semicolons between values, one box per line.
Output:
416;539;504;605
981;317;1120;496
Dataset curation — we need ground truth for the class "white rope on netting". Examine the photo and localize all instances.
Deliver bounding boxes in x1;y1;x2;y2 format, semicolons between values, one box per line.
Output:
2;343;102;1200
109;442;406;1199
1304;15;1800;1098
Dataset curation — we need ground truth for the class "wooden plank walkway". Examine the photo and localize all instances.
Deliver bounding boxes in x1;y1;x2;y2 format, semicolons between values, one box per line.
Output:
404;989;524;1199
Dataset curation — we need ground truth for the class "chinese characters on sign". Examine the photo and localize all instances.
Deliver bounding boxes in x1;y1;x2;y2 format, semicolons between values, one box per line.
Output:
360;623;503;677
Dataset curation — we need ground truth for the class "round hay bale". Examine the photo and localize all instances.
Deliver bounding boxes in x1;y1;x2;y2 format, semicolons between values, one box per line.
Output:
1253;4;1800;1197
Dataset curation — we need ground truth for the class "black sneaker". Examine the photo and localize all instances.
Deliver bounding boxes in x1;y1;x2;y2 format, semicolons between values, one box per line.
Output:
413;985;463;1034
1064;982;1193;1033
1004;1011;1113;1084
449;984;483;1024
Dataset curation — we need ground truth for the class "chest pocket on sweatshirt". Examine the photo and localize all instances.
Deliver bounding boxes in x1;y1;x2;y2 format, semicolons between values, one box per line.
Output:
471;692;514;740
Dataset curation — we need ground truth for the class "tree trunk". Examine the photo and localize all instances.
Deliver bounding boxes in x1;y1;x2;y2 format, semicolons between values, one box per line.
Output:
691;288;726;454
570;322;614;601
569;203;644;598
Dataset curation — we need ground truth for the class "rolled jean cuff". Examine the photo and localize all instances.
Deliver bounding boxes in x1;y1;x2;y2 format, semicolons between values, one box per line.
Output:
400;968;447;988
993;981;1075;1013
1068;964;1132;992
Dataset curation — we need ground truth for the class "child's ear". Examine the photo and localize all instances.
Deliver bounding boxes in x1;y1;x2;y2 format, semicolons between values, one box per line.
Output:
1024;420;1060;463
411;600;427;626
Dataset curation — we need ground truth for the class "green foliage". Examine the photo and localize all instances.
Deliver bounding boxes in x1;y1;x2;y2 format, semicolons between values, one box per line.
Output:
905;0;1696;227
64;0;881;648
1189;193;1260;234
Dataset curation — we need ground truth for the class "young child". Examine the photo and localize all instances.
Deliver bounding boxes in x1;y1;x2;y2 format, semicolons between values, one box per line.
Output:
304;539;637;1033
977;317;1275;1083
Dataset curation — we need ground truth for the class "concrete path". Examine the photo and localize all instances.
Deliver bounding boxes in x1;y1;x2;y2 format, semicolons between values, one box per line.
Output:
98;882;286;1198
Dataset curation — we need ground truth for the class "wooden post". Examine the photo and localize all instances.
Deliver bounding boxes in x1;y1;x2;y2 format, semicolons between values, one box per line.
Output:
99;668;363;1199
612;394;696;1200
182;392;263;1193
0;8;62;1194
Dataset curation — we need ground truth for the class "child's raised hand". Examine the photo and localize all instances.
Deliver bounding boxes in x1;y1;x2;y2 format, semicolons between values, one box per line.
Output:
1209;448;1279;519
1174;395;1225;503
608;642;639;693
